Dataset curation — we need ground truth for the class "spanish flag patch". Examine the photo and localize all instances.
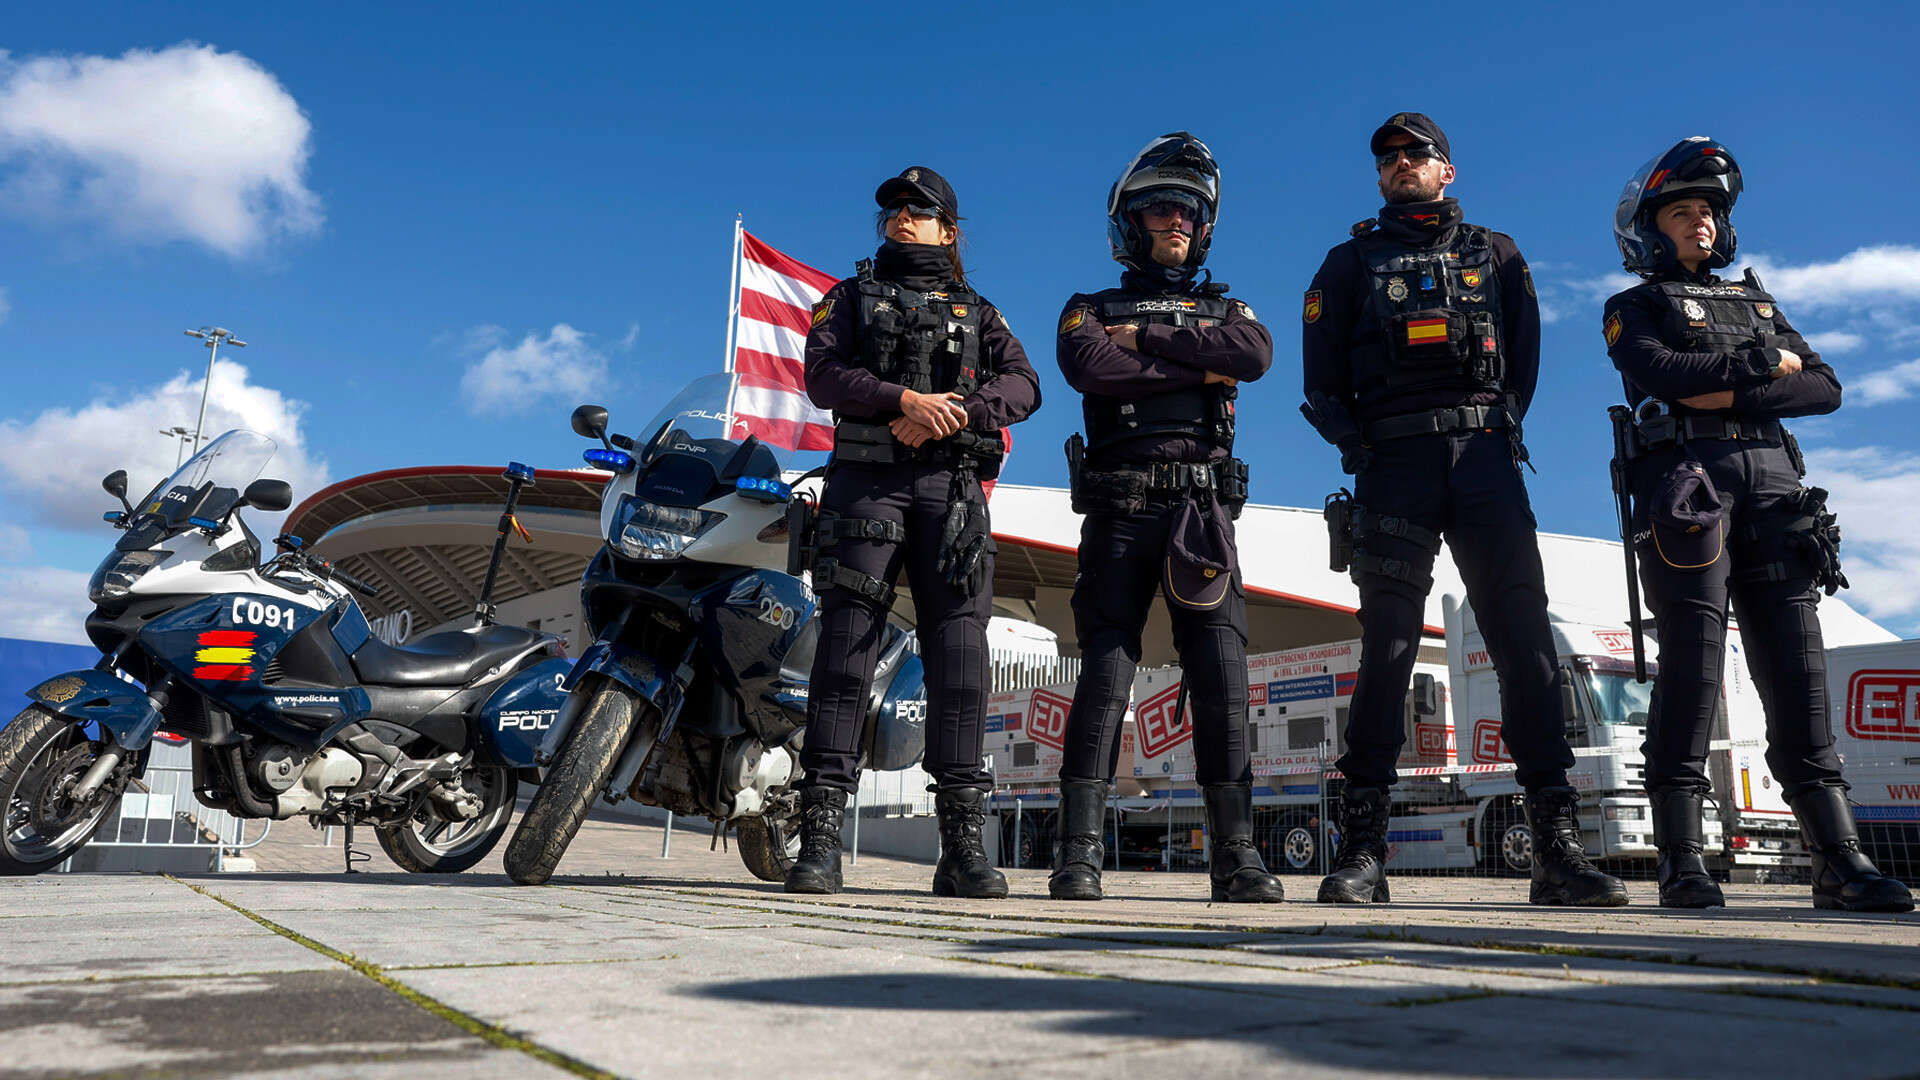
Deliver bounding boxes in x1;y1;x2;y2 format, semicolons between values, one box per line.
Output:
810;299;834;328
193;630;257;682
1603;310;1623;347
1059;307;1087;335
1405;318;1448;346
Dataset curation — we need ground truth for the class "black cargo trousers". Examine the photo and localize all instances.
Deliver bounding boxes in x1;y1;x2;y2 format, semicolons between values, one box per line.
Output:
1630;437;1843;799
798;459;996;794
1341;428;1574;790
1060;497;1252;786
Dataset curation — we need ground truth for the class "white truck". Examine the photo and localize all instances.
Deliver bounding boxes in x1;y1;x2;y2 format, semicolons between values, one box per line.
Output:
987;595;1908;880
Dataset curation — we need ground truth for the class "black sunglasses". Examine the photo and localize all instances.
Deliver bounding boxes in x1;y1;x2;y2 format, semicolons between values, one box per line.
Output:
885;203;942;222
1375;144;1441;169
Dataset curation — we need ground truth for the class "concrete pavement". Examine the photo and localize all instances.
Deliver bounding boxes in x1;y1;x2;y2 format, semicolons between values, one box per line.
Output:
4;811;1918;1080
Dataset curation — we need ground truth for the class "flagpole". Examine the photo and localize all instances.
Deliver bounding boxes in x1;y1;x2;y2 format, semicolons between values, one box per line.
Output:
723;215;743;373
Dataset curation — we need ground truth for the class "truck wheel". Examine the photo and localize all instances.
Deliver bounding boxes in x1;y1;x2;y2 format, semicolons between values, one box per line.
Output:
502;679;637;885
0;707;129;876
736;813;799;882
1496;821;1534;874
377;766;519;873
1279;822;1320;873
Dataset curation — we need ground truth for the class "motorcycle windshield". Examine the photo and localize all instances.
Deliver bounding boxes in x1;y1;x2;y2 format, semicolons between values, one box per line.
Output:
126;430;278;540
632;374;827;497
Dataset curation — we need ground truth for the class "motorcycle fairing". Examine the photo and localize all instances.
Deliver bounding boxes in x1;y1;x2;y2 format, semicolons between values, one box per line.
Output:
478;657;571;768
693;569;816;743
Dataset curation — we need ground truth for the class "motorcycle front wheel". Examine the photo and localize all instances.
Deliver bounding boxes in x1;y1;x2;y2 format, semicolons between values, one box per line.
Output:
0;706;131;876
376;765;520;874
502;676;636;885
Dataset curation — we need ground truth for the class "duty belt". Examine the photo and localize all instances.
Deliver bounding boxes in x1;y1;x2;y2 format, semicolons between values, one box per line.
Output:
1089;460;1225;494
1362;404;1510;443
1630;414;1783;454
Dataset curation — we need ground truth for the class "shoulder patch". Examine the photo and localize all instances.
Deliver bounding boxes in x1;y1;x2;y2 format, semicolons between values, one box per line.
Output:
1302;290;1323;325
810;298;835;328
1522;263;1536;298
1059;306;1088;335
1603;310;1623;347
1232;300;1257;323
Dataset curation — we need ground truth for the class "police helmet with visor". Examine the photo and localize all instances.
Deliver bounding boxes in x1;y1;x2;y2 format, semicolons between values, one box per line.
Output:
1106;132;1221;282
1615;137;1743;276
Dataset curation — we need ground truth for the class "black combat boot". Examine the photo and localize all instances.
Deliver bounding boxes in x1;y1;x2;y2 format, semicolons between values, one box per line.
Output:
1650;788;1725;909
1318;786;1391;904
1048;779;1108;901
933;787;1009;899
1203;783;1284;903
783;786;846;895
1523;786;1629;906
1789;785;1914;913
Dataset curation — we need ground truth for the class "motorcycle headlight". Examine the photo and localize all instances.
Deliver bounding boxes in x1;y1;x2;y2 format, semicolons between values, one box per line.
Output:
611;498;723;560
88;549;165;603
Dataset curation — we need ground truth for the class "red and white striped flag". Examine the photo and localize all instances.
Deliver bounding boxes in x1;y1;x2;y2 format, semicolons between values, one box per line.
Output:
729;231;838;451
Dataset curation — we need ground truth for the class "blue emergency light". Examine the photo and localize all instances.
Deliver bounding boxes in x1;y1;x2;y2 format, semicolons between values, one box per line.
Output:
582;448;636;472
734;476;791;503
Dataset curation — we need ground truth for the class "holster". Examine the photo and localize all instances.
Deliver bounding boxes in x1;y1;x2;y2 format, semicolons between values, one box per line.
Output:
785;492;819;577
1324;489;1355;573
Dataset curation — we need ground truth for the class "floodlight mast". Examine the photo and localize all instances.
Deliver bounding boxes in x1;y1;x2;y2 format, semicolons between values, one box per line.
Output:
182;327;247;453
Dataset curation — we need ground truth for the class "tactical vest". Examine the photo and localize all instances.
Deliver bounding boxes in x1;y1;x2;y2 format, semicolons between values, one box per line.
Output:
851;260;989;398
1649;276;1778;354
1081;289;1237;454
1349;222;1505;398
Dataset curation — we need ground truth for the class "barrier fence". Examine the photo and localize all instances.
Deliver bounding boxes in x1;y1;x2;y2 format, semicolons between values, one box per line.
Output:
57;739;270;873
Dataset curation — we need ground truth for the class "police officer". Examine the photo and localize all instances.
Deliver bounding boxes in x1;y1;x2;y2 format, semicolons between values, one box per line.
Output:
1604;137;1911;912
1301;113;1626;907
1051;133;1283;904
786;167;1041;898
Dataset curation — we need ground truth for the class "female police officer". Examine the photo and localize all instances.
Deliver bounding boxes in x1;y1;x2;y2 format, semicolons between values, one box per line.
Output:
785;166;1041;898
1604;137;1911;912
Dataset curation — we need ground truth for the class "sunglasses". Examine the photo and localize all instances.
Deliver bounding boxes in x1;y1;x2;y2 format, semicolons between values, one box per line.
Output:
1374;144;1441;169
885;203;942;222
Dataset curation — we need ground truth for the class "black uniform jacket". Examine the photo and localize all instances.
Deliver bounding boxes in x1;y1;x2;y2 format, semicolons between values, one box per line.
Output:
1302;224;1540;425
1603;271;1841;419
803;278;1041;440
1056;278;1272;463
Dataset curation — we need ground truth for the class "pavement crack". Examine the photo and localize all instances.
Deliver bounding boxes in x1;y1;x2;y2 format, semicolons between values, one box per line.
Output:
163;874;620;1080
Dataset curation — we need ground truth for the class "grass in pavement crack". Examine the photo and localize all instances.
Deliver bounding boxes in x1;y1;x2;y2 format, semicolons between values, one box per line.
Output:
165;875;619;1080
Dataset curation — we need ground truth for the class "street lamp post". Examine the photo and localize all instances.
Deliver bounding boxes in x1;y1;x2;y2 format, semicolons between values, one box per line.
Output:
159;426;193;467
181;327;247;452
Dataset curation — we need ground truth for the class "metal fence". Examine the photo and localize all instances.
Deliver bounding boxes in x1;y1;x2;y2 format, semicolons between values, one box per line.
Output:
58;739;270;873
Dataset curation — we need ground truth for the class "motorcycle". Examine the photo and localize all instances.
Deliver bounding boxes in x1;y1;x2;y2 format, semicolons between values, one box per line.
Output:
1;430;569;875
503;373;928;885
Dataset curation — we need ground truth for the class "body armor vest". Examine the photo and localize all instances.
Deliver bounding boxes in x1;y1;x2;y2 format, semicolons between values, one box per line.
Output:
1082;289;1237;454
850;260;988;399
1649;275;1778;355
1350;223;1505;399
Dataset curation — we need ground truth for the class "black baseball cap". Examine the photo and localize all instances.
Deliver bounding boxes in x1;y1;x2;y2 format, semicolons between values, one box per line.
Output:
1647;461;1725;571
1370;112;1451;163
875;166;959;219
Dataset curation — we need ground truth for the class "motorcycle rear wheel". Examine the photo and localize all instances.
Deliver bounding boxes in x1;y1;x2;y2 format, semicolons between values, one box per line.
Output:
376;765;519;874
0;706;129;876
502;678;636;885
735;812;801;882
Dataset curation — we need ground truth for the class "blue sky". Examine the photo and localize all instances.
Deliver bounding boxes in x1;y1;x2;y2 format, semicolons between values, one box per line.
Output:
4;3;1919;637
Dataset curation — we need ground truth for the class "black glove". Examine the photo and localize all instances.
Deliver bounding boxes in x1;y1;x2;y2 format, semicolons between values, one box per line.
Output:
1339;441;1374;475
936;472;991;596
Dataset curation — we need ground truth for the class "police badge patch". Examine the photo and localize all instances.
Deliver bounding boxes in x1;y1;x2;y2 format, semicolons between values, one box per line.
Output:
1522;264;1536;297
1756;303;1773;319
1386;277;1409;302
1060;307;1087;335
1233;300;1257;322
1603;310;1623;347
1461;268;1482;289
1683;299;1708;322
1302;290;1322;324
951;304;968;318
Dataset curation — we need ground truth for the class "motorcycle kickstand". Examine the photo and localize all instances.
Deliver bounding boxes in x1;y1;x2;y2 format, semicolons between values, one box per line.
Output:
709;819;728;853
342;823;371;874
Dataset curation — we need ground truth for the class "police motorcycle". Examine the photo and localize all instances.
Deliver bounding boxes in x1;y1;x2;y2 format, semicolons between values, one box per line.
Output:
0;430;569;876
503;373;928;885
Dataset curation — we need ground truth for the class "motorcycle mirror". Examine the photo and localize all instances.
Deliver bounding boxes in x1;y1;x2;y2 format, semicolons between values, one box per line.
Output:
102;470;133;514
241;478;293;513
571;405;612;447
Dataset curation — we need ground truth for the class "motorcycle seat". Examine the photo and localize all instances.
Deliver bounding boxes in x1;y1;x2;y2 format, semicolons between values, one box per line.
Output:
351;624;547;687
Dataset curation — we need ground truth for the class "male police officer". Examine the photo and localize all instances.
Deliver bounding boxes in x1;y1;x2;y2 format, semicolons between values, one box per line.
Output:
1300;113;1626;906
1051;133;1282;903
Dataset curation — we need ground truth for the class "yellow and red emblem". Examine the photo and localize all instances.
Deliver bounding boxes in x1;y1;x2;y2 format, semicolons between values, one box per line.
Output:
1302;290;1322;324
1405;318;1448;346
1059;307;1087;335
194;630;257;682
1756;303;1773;319
1461;268;1482;289
1603;311;1624;347
951;304;968;318
810;299;834;328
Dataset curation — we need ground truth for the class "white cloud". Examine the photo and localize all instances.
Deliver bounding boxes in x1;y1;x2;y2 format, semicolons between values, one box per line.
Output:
1803;330;1864;354
1807;445;1920;634
1746;246;1920;309
0;44;320;256
459;324;609;416
1851;358;1920;407
0;358;328;530
0;565;92;645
